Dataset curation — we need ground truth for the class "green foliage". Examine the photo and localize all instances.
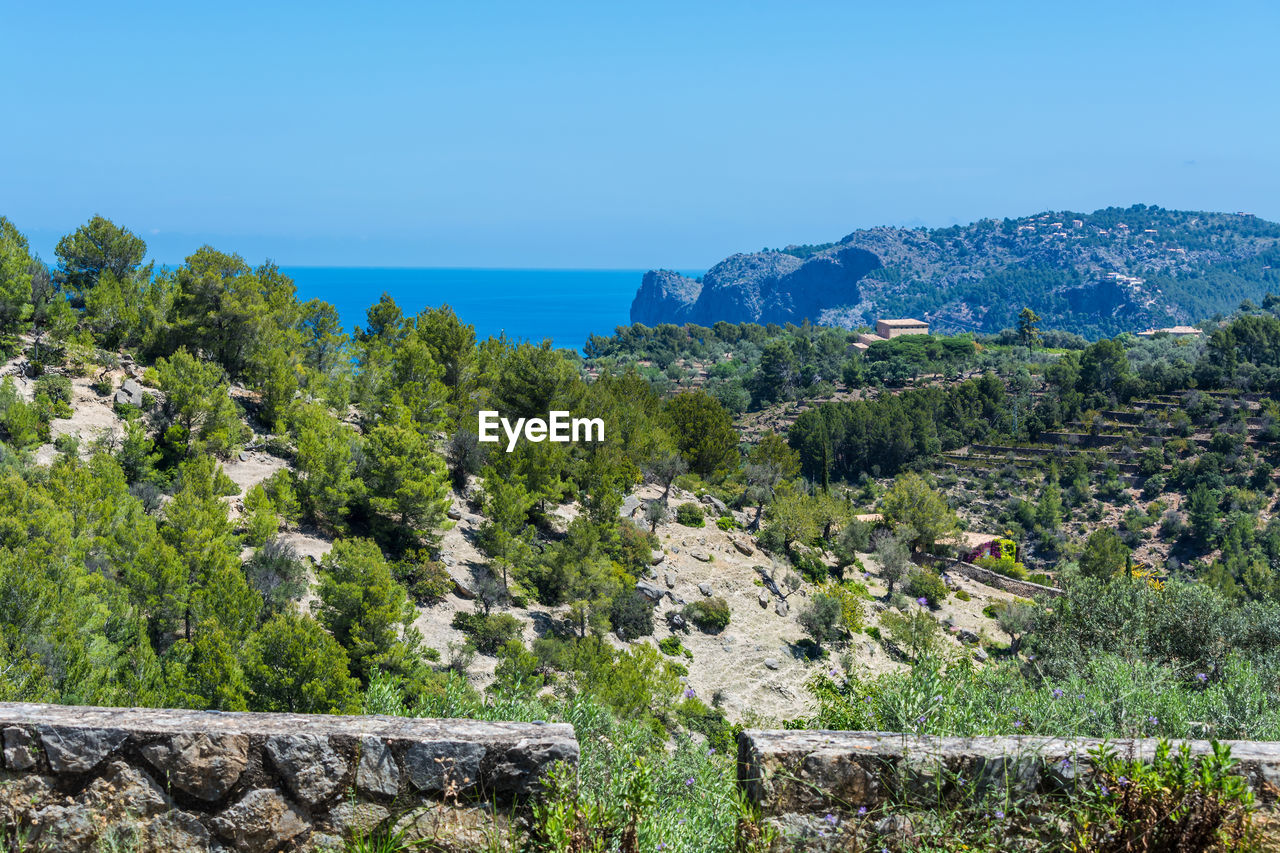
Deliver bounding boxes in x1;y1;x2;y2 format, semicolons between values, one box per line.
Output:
663;390;739;477
797;591;844;647
244;612;361;714
905;569;948;606
609;590;654;641
1078;528;1129;580
674;502;705;527
879;471;958;551
974;554;1029;580
151;347;246;459
682;597;731;633
452;610;523;655
880;609;942;661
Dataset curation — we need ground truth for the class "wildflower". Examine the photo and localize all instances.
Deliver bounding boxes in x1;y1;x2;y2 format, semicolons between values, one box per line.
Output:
857;806;868;815
994;810;1004;819
707;748;715;756
1100;785;1110;796
685;777;694;786
830;669;839;678
824;814;838;825
1148;715;1159;725
1014;720;1023;728
1051;688;1064;699
683;687;696;699
916;596;929;606
1196;672;1208;682
917;715;926;724
1118;776;1128;786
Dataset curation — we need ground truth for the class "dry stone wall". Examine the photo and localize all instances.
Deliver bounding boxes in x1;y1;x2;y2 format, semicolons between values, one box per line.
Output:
0;702;577;852
737;729;1280;849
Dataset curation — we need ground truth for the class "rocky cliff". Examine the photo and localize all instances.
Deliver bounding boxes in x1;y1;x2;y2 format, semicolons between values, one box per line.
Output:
630;206;1280;338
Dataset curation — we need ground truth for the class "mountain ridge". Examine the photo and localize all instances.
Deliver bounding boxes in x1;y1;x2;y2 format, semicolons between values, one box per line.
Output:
630;205;1280;338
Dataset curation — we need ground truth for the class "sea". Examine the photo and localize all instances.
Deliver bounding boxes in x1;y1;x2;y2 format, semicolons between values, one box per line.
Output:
280;267;675;354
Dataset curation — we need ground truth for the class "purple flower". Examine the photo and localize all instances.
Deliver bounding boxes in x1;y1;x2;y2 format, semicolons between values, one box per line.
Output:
917;715;926;724
1197;672;1208;682
917;596;929;606
1100;785;1110;796
995;810;1005;819
707;748;716;756
683;687;696;699
685;777;694;786
1052;688;1064;699
857;806;868;815
1148;715;1159;725
1014;720;1023;728
1118;776;1129;786
824;813;838;825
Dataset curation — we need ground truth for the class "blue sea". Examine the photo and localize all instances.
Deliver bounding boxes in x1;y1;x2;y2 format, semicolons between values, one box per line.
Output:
281;267;662;353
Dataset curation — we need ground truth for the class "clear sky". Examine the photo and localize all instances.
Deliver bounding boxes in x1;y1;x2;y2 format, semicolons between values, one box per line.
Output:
4;0;1278;268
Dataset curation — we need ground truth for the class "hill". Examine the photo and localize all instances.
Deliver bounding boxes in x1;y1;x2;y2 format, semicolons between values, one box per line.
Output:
630;205;1280;338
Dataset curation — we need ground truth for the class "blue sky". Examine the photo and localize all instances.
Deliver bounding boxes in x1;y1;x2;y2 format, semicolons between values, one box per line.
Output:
3;1;1278;268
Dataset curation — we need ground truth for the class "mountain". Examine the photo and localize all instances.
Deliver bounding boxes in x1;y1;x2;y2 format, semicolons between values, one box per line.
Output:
630;205;1280;338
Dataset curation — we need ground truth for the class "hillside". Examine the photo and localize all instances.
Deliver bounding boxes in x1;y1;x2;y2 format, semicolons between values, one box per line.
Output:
630;205;1280;338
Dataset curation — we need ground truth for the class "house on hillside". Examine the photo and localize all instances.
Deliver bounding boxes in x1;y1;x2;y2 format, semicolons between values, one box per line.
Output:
851;318;930;351
1136;325;1203;338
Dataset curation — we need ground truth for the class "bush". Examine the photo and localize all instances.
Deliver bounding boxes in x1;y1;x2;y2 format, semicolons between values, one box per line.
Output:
451;611;523;654
905;569;948;607
715;515;739;531
975;554;1029;580
798;592;844;646
34;374;72;406
402;560;453;606
658;636;684;657
609;591;654;640
682;597;730;633
675;502;705;527
954;589;971;601
864;625;881;641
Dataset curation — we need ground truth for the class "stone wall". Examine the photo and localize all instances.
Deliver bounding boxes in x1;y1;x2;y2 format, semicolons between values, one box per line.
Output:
0;702;577;852
737;730;1280;848
937;557;1063;599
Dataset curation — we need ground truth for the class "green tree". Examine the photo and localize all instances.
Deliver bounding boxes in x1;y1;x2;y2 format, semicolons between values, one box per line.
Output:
879;472;958;551
151;348;246;459
1187;482;1221;547
798;592;844;648
663;390;739;477
1036;480;1063;532
244;612;362;714
54;215;149;302
291;402;361;529
1078;528;1129;581
0;217;34;335
1017;307;1042;350
364;402;451;539
314;538;421;683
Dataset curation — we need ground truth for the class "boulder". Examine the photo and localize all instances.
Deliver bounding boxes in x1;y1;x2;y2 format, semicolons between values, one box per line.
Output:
664;573;675;589
357;736;402;798
764;658;780;670
139;810;217;853
650;549;665;565
758;591;770;608
698;582;713;596
732;538;754;556
40;725;129;774
393;803;510;853
973;647;990;662
452;578;477;600
4;726;36;770
667;613;687;631
140;732;250;801
690;550;712;563
635;581;664;602
79;761;168;820
404;740;486;793
700;494;729;515
327;801;390;839
212;789;309;852
446;507;463;521
775;600;789;617
114;378;145;407
265;734;348;807
26;803;98;852
619;495;641;518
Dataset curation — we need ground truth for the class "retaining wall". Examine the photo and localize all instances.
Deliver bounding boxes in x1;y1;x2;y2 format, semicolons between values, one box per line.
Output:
738;730;1280;849
0;702;577;852
937;557;1063;599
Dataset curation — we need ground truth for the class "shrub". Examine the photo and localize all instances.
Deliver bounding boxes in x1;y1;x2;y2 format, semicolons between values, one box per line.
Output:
1028;572;1052;587
715;515;739;531
451;611;523;654
982;603;1004;619
975;554;1029;580
34;374;72;406
880;609;942;660
682;597;730;633
403;560;453;606
864;625;881;641
658;636;684;656
675;502;705;527
954;589;972;601
905;569;948;607
609;590;654;640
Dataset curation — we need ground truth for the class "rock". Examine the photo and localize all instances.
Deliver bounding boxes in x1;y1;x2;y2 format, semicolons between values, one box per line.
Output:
650;549;665;565
775;600;789;617
690;550;711;562
40;725;128;774
973;647;990;662
619;495;641;518
327;801;390;839
956;628;980;645
238;450;249;462
357;736;402;798
303;833;345;853
115;378;144;407
700;494;729;515
668;613;687;631
404;741;486;793
644;567;657;579
698;582;713;596
664;573;675;589
4;726;36;770
764;658;780;670
732;538;754;556
452;578;476;600
79;761;168;819
446;506;463;520
875;814;917;843
393;803;510;853
635;580;664;602
758;592;770;608
140;732;250;801
265;734;348;807
212;789;309;852
139;810;217;853
27;803;98;852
